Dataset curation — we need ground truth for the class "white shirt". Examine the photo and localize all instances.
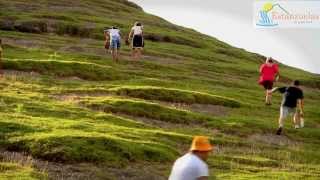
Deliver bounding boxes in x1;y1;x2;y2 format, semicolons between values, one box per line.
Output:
169;153;209;180
131;26;143;35
106;29;120;38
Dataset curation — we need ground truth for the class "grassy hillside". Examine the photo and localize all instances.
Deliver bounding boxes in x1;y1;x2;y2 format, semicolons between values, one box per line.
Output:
0;0;320;179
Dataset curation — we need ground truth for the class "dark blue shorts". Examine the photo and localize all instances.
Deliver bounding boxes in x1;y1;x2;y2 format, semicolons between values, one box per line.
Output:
110;37;121;49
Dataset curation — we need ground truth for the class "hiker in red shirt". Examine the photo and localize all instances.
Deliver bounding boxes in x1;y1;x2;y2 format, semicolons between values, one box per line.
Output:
259;57;279;105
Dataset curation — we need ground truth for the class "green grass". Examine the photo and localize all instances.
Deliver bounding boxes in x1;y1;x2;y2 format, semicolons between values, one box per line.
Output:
81;97;214;124
3;58;126;81
0;162;47;180
7;131;179;163
0;0;319;179
108;86;241;107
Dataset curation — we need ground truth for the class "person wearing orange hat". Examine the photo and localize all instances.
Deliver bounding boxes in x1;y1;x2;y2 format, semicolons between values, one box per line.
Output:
169;136;213;180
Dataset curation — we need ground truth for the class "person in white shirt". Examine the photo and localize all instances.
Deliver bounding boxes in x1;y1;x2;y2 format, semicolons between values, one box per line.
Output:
128;22;144;60
169;136;214;180
104;26;121;62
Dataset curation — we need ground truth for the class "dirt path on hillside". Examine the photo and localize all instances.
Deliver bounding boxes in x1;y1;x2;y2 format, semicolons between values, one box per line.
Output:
3;37;186;65
2;38;43;49
248;133;301;147
52;92;111;102
0;150;169;180
1;69;87;82
0;150;98;180
115;112;201;130
0;70;41;81
53;92;230;121
159;101;230;117
3;70;40;77
54;92;230;116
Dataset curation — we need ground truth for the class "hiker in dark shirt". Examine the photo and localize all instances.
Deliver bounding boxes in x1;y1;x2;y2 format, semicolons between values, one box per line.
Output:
272;80;304;135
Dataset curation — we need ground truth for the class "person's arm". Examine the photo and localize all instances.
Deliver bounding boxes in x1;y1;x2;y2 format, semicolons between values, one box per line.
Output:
275;72;280;82
197;177;208;180
297;89;304;116
275;87;286;94
271;86;287;93
128;29;134;40
141;26;144;36
271;87;279;93
259;64;264;74
274;64;280;82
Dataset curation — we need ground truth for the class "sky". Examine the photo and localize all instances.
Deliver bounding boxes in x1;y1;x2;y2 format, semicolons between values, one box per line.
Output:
130;0;320;74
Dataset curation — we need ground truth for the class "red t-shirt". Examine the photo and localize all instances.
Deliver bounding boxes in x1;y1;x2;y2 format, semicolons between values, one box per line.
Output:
259;63;279;83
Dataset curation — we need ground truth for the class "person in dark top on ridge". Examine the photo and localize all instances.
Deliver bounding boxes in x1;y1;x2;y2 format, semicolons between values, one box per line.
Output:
272;80;304;135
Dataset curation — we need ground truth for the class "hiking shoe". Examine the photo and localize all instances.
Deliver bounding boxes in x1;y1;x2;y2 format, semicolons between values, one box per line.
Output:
276;127;283;135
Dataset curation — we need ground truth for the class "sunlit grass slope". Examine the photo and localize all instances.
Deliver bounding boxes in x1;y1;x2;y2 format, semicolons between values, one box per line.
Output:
0;0;319;179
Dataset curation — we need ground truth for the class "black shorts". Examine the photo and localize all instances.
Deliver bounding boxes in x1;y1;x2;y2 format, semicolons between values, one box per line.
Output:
261;80;273;90
132;35;143;48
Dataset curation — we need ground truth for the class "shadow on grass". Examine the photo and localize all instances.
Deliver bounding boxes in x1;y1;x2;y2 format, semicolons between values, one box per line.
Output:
0;122;38;136
6;135;178;164
3;59;127;81
109;86;241;108
81;97;213;125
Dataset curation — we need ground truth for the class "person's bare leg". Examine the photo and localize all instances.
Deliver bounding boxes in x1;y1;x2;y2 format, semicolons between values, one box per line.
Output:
136;49;141;60
300;116;304;128
131;49;136;60
279;117;284;129
267;90;272;104
134;49;138;60
131;50;133;59
139;49;143;60
276;116;284;135
116;49;120;62
112;50;117;62
293;112;300;129
277;107;285;135
265;90;271;105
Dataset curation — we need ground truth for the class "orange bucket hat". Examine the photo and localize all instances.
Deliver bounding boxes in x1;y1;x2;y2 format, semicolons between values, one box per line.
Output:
190;136;213;152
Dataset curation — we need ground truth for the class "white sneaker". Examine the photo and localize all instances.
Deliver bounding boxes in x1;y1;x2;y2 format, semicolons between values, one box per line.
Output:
295;125;300;129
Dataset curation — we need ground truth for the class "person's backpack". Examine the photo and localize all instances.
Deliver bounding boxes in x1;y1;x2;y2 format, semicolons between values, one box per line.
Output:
125;35;130;46
104;41;110;49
